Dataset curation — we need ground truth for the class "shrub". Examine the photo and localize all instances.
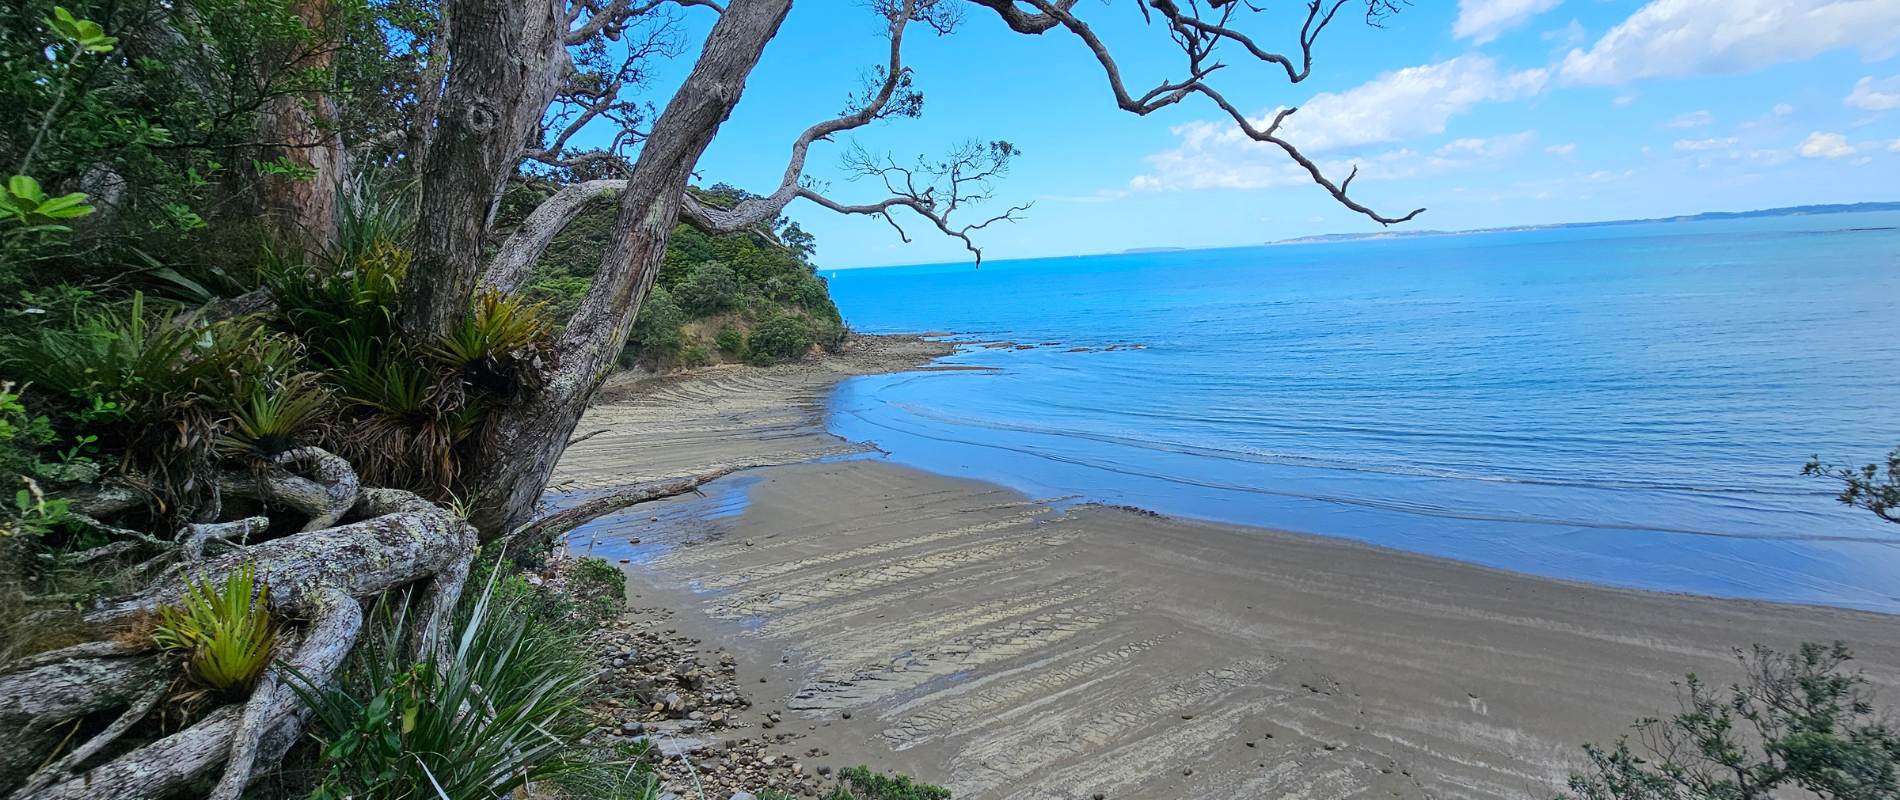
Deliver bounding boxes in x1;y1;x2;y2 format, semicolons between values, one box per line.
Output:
622;285;686;368
715;323;747;357
673;261;741;316
153;562;278;697
1562;641;1900;800
429;290;552;395
745;313;814;365
297;572;607;799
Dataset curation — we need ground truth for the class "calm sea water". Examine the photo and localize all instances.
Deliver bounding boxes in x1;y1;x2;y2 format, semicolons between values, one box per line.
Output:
823;212;1900;612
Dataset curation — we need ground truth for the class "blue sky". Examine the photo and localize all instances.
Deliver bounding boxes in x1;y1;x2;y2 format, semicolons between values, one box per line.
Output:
599;1;1900;268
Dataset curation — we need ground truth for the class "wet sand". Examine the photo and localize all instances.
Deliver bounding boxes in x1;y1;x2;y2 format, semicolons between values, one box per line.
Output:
554;337;1900;799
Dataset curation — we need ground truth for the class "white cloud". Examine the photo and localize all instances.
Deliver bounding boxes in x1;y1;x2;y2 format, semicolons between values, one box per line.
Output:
1542;19;1587;45
1437;131;1539;158
1455;0;1564;44
1665;110;1715;128
1673;136;1738;151
1546;142;1578;156
1131;57;1548;191
1891;139;1900;152
1559;0;1900;86
1798;131;1857;158
1132;132;1537;192
1266;56;1547;153
1844;75;1900;111
1613;95;1637;106
1773;103;1795;116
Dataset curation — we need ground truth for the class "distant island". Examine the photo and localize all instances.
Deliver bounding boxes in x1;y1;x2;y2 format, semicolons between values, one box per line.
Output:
1268;201;1900;245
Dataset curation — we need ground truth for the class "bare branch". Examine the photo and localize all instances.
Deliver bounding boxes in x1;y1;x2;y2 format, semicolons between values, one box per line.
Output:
966;0;1424;225
679;0;936;235
790;139;1031;267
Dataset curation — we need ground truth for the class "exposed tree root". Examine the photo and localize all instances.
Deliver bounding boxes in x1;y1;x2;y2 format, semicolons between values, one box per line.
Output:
4;446;725;798
1;448;473;800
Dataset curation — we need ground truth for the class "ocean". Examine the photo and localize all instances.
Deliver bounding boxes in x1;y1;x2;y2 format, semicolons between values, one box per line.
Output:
823;211;1900;612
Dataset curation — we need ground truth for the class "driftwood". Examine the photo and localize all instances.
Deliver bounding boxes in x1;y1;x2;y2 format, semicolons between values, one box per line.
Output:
0;447;474;800
507;464;761;551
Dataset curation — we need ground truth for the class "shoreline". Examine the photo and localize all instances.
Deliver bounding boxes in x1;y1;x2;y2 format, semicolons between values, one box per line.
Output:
553;334;1900;798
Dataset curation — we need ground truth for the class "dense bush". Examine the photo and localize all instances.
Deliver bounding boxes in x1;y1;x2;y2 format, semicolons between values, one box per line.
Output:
623;285;687;369
746;313;815;365
674;261;742;316
499;180;848;371
715;323;747;357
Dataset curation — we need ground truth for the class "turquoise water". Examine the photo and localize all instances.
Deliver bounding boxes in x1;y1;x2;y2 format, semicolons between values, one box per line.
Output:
824;212;1900;612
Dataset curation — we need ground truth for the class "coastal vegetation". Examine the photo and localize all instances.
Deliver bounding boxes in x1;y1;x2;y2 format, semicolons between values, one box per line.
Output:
1563;642;1899;800
0;0;1891;796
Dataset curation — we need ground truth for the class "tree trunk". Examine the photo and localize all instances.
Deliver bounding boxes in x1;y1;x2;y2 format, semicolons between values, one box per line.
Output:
403;0;571;338
254;0;344;252
464;0;795;537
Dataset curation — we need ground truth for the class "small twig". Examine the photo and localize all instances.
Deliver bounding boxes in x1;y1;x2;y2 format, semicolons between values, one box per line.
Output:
567;429;610;447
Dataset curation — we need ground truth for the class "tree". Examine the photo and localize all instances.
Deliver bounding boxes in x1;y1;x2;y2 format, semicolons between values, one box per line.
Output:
1806;448;1900;525
369;0;1425;537
1562;642;1900;800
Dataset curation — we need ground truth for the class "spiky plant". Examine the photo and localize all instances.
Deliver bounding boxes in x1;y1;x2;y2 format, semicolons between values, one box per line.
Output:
219;378;331;459
322;334;474;496
153;562;277;695
3;293;275;518
269;240;411;365
429;290;552;395
294;568;606;799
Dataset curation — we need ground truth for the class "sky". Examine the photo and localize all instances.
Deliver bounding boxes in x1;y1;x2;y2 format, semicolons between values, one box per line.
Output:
592;0;1900;268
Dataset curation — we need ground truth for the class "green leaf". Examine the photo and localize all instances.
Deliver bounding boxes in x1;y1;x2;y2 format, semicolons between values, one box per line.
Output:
7;176;45;203
35;192;93;219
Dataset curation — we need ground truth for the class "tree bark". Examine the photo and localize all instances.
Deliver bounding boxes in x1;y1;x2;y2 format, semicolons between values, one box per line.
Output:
482;179;624;295
403;0;572;338
254;0;345;252
464;0;794;538
0;656;168;787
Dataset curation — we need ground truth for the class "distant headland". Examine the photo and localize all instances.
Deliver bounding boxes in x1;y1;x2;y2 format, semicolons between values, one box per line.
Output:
1268;201;1900;246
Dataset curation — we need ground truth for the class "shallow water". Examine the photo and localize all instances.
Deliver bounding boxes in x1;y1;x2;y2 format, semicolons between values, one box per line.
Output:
823;212;1900;612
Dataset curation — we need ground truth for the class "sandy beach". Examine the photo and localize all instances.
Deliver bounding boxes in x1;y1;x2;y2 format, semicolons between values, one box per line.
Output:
553;337;1900;799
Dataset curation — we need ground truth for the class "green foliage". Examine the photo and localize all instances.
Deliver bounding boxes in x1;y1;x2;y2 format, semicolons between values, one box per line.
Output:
270;241;411;364
746;313;815;365
498;179;848;372
45;6;118;53
673;261;741;316
297;568;629;800
1;292;289;513
1562;642;1900;800
220;376;331;459
1805;449;1900;525
153;562;278;695
715;324;747;357
0;175;94;235
0;0;335;291
622;285;686;369
0;383;58;482
429;290;552;393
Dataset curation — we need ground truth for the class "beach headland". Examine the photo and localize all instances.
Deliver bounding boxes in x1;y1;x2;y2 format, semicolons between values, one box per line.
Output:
553;335;1900;799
